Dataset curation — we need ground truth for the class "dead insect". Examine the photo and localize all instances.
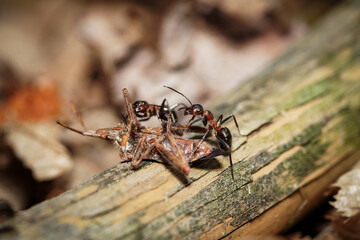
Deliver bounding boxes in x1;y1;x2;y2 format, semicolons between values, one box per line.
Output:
57;88;222;177
164;86;241;179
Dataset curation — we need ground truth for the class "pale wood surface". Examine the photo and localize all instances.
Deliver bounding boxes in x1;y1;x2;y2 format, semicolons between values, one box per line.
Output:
1;1;360;239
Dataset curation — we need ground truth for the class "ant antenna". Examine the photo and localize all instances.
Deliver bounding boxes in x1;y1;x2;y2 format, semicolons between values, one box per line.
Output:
164;86;193;105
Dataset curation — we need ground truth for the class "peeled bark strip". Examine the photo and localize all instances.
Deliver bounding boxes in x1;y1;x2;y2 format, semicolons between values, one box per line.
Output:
2;1;360;239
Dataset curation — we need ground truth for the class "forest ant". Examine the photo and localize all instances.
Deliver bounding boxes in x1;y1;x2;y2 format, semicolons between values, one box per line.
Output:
164;86;241;179
133;99;185;123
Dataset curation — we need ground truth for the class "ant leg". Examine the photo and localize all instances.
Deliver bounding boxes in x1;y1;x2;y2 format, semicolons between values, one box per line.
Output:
161;99;170;109
158;99;171;121
217;137;234;180
188;116;202;127
188;115;195;123
217;114;223;123
232;115;241;136
160;99;180;123
191;127;211;160
139;115;151;122
229;153;234;180
219;115;230;125
171;111;178;123
220;115;241;136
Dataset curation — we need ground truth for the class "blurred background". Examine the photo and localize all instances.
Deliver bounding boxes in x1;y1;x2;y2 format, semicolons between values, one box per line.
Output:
0;0;343;228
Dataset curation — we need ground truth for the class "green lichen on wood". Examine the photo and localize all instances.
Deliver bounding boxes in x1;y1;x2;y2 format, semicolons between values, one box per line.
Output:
246;121;326;174
282;77;335;110
341;108;360;146
129;107;360;239
113;121;331;239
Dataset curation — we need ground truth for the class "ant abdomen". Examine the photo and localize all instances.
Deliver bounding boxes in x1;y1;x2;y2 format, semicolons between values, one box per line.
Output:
217;127;232;152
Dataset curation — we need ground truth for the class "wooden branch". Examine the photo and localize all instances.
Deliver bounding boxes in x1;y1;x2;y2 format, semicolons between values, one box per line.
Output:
2;1;360;239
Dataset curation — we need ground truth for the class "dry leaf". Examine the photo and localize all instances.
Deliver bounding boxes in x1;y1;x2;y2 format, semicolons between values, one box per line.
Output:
2;79;61;124
5;122;73;181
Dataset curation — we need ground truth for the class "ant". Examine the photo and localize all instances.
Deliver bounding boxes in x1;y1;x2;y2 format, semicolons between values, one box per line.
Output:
133;99;186;123
164;86;241;179
57;88;222;177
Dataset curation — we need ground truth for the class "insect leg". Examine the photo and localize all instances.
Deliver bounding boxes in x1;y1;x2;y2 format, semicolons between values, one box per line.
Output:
216;114;223;124
70;102;88;132
57;104;103;138
217;136;234;179
56;121;102;138
131;136;155;168
190;127;211;161
158;99;170;121
138;115;152;122
220;114;241;136
188;116;202;127
122;88;141;131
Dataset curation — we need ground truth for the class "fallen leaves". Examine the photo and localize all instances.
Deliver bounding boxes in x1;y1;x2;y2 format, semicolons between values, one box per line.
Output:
2;79;60;123
5;122;72;181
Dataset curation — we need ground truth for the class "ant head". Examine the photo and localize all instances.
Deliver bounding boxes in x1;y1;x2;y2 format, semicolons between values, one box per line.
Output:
217;127;232;151
133;101;149;117
185;104;204;116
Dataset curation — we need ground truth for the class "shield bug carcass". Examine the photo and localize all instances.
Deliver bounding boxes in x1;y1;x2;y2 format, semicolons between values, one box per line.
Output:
57;88;223;177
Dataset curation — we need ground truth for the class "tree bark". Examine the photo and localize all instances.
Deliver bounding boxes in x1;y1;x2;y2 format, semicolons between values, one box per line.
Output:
2;1;360;239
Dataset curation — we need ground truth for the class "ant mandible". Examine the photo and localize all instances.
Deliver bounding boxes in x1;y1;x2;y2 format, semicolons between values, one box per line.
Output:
164;86;241;179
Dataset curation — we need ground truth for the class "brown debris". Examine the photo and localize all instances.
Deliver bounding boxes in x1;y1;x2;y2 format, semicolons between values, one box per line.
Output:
327;211;360;240
4;79;61;123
